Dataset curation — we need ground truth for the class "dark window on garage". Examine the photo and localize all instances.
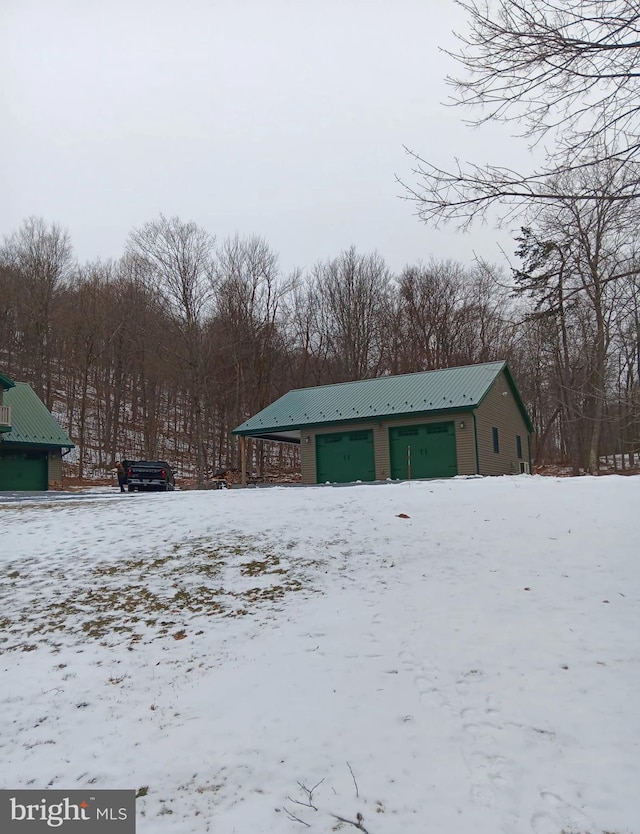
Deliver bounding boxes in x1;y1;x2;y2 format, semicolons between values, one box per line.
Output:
516;435;523;459
492;427;499;454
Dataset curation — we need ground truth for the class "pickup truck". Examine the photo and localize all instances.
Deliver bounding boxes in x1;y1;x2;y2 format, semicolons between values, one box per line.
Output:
123;460;175;492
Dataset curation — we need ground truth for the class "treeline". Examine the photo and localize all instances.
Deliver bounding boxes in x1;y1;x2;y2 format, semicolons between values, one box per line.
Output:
0;213;638;482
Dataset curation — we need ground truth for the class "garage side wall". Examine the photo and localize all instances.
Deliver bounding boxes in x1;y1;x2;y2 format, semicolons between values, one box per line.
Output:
48;450;63;490
475;371;530;475
299;411;476;484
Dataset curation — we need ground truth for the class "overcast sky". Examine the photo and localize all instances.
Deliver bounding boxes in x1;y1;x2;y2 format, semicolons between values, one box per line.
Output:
1;0;531;275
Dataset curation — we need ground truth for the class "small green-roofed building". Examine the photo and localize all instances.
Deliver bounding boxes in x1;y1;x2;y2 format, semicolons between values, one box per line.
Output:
0;374;74;491
233;361;533;484
0;373;15;440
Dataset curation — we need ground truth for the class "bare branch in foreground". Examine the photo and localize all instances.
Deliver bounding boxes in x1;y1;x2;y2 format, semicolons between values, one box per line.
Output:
398;147;640;229
346;761;359;798
286;778;325;813
330;811;370;833
283;808;311;827
401;2;640;225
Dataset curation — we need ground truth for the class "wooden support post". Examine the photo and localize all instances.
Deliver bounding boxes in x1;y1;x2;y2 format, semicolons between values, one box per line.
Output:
240;435;247;487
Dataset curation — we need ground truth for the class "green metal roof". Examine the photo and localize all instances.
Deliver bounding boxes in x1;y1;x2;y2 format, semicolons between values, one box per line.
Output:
1;383;74;448
233;361;533;438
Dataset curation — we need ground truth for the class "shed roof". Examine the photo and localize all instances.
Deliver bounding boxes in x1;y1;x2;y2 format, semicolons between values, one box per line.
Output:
2;383;74;448
233;361;532;440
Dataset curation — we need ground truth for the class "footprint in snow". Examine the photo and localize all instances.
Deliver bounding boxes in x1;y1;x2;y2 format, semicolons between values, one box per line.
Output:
399;650;416;670
399;649;450;710
463;721;500;747
530;810;560;834
461;705;519;813
466;746;516;811
530;789;593;834
414;675;443;708
470;782;497;808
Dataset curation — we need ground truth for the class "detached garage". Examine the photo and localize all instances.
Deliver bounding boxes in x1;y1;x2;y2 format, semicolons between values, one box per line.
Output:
232;361;533;485
0;372;74;491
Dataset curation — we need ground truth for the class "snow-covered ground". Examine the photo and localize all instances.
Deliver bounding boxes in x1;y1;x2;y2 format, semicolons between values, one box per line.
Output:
1;475;638;834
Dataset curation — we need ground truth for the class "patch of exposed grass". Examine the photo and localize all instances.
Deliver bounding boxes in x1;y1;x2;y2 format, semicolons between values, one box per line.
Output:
240;554;286;576
0;533;316;653
240;580;304;603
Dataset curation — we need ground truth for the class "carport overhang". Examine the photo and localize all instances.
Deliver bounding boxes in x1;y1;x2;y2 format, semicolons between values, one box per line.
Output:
232;429;301;487
233;430;301;444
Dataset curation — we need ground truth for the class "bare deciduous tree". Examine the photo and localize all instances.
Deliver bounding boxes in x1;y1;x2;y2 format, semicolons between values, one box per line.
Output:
310;247;392;382
63;262;112;478
0;264;21;369
0;217;74;406
402;1;640;225
127;215;215;485
213;235;293;474
513;161;640;471
396;258;513;372
397;260;469;370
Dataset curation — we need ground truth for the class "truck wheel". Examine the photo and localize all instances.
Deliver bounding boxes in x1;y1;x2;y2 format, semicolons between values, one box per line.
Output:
128;485;134;492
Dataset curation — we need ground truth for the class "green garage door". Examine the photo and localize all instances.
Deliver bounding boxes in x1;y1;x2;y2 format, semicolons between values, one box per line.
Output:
0;451;48;491
389;421;457;480
316;430;375;484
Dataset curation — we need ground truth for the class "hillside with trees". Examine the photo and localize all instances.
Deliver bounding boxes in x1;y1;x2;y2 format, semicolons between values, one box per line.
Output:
1;214;638;482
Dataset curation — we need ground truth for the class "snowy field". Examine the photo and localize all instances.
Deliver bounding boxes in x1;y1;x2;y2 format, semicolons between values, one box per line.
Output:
0;475;639;834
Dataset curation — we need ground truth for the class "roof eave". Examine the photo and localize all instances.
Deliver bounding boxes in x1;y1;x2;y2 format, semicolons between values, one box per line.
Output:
2;439;75;449
232;404;476;438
